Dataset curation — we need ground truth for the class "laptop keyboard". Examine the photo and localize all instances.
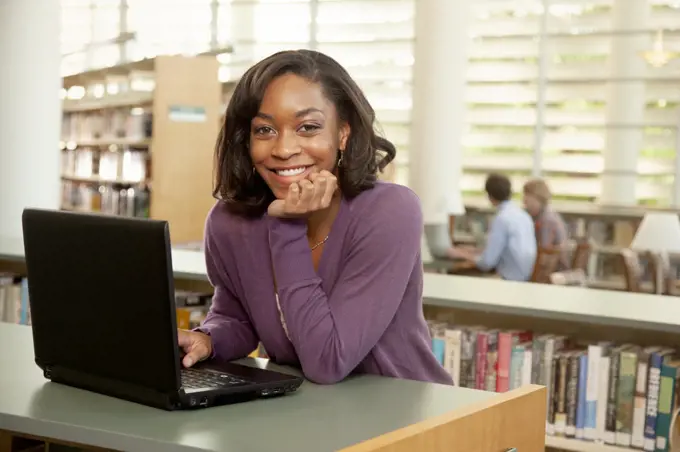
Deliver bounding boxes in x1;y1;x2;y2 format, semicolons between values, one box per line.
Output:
181;368;249;390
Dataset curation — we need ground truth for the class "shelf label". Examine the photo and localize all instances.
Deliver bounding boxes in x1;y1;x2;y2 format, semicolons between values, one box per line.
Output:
168;105;207;123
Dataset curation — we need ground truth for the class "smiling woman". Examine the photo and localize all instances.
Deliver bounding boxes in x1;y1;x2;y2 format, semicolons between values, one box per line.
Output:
176;49;452;386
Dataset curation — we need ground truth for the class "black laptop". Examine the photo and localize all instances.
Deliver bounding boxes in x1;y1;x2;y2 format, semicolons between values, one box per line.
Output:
21;208;303;411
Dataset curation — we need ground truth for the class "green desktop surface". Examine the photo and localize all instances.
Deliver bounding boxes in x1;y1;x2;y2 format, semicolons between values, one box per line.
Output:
0;323;495;452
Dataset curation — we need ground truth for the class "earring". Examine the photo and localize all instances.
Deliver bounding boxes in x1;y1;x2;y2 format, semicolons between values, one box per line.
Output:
337;153;343;168
252;166;256;174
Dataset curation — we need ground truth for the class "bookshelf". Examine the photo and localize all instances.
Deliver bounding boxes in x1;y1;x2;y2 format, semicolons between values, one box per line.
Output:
2;241;679;451
59;54;221;244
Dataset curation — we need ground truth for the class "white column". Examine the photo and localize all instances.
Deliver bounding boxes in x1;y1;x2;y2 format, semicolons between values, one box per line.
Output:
601;0;650;205
0;0;62;239
308;0;319;51
674;114;680;207
410;0;469;258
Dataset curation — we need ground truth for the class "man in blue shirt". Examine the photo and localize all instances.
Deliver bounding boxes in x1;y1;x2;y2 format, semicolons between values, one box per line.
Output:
449;173;537;281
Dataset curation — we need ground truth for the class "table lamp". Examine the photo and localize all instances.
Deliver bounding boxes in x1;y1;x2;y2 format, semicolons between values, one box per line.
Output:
630;212;680;294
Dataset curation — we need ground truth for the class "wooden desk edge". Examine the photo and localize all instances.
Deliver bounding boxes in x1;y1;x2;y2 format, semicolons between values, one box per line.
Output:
340;384;547;452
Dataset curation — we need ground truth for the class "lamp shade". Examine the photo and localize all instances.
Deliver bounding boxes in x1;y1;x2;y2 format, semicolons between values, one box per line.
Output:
630;212;680;253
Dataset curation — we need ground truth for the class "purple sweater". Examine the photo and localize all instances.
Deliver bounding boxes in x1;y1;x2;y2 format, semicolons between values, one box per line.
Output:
197;181;452;385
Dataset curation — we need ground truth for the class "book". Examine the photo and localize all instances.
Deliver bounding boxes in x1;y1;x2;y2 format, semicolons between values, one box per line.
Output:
566;351;580;437
485;330;499;392
605;345;624;444
459;328;478;389
444;328;462;386
632;347;658;448
576;352;588;439
655;359;680;452
596;352;612;442
554;351;569;436
616;347;639;446
476;330;489;390
584;342;608;440
645;349;675;451
497;330;513;393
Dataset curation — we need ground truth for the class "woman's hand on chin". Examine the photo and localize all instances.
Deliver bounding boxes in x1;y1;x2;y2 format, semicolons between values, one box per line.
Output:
268;170;337;218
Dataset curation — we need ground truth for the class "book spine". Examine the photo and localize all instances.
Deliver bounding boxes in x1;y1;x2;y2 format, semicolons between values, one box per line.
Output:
645;352;666;451
544;337;557;434
19;277;29;325
654;362;679;452
431;330;445;365
596;355;611;442
616;350;638;447
555;353;569;436
576;353;588;439
510;344;524;390
497;331;512;393
485;331;498;392
444;329;462;386
459;330;476;389
522;347;533;388
584;344;602;440
475;331;488;390
566;352;579;437
605;348;621;444
632;350;652;448
532;335;544;385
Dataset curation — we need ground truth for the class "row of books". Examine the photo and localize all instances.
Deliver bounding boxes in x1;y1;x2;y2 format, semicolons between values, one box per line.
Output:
0;273;211;334
0;274;30;325
61;181;151;217
62;148;149;183
428;321;680;452
61;107;153;143
175;290;212;330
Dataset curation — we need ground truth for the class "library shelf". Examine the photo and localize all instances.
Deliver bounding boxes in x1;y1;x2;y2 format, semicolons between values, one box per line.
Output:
422;272;680;334
545;436;634;452
463;196;679;220
60;55;222;244
3;238;677;335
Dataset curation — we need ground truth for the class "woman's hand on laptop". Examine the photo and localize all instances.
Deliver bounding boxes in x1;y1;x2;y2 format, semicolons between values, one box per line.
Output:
177;329;212;367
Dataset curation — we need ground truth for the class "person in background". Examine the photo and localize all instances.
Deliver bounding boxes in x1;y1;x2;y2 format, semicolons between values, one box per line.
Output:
522;178;569;269
176;49;452;386
449;173;537;281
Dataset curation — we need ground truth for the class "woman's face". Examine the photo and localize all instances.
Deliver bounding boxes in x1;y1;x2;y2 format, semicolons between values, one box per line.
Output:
249;73;350;200
523;193;542;216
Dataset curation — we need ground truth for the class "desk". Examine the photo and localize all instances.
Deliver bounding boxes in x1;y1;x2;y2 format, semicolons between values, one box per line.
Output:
424;258;487;276
0;323;546;452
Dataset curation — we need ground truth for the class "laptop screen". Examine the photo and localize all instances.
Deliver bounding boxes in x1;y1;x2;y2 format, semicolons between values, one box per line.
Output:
22;209;181;393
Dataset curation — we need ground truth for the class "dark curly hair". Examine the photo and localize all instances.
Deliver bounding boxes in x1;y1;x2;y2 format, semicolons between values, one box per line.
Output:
213;49;397;217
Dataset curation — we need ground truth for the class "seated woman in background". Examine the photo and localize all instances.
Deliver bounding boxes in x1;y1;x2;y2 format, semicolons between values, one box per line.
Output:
522;178;569;269
177;49;452;386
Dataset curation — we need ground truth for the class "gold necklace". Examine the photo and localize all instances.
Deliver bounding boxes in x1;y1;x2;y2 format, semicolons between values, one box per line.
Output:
310;235;329;251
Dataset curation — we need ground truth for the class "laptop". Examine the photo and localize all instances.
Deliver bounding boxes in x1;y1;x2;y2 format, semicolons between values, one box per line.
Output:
21;208;303;411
